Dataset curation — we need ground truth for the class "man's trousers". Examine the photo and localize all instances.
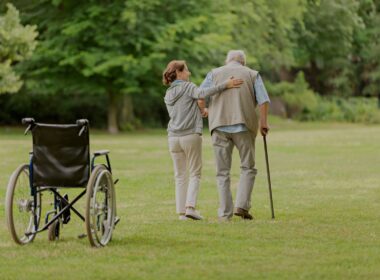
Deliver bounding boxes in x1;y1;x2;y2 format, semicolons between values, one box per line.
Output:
211;130;257;218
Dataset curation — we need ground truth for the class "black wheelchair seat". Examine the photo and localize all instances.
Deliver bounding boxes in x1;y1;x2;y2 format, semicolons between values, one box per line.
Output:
32;123;90;187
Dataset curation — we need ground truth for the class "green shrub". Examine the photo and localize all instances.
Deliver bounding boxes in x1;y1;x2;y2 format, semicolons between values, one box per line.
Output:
300;97;380;123
266;72;319;118
266;72;380;124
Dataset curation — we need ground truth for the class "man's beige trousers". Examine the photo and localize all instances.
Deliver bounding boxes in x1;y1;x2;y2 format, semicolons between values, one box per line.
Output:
168;134;202;214
211;130;257;218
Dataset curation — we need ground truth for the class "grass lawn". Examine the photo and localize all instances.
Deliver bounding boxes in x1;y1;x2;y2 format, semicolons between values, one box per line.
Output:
0;118;379;279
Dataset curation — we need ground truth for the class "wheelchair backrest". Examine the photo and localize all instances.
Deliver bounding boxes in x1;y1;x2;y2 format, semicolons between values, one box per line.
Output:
31;122;90;187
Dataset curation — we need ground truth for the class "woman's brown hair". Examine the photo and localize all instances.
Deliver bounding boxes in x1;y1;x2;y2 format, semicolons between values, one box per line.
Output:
162;60;186;86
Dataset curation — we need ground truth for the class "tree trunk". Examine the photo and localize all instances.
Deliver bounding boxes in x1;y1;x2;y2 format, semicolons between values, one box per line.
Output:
304;60;323;95
107;91;119;134
119;94;135;130
279;65;293;82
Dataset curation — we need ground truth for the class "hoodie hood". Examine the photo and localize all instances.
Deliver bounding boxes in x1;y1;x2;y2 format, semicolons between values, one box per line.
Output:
164;82;185;106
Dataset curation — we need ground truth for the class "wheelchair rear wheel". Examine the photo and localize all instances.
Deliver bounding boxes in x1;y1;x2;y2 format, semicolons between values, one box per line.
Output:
85;165;115;247
5;164;41;245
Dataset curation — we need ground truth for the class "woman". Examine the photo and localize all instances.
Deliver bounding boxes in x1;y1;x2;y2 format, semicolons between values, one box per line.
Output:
163;60;243;220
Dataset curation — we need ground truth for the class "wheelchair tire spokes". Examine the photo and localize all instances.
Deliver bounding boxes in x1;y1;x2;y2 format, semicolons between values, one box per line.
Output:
85;165;115;247
5;164;41;245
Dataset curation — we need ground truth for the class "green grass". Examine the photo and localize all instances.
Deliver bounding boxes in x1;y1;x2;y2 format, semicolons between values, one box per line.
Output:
0;118;379;279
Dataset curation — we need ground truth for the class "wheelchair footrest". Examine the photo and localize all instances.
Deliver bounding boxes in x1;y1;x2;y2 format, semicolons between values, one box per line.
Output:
78;233;87;239
114;216;120;226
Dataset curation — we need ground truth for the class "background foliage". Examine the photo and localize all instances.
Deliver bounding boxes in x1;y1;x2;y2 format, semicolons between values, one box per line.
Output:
0;0;379;130
0;3;37;94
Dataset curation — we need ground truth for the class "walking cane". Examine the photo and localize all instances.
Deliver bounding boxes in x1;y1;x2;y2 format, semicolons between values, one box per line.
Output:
263;130;275;219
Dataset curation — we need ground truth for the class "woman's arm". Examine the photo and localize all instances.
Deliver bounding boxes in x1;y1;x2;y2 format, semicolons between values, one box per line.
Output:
187;77;244;99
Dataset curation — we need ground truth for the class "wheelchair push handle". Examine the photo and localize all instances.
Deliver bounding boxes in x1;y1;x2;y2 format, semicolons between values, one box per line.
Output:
76;119;89;126
22;118;35;125
76;119;89;136
22;118;35;135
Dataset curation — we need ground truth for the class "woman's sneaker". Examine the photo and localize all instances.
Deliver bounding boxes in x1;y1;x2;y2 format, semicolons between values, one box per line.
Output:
179;215;188;221
185;208;203;220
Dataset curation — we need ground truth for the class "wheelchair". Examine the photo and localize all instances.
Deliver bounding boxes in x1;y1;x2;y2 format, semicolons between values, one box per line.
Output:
5;118;119;247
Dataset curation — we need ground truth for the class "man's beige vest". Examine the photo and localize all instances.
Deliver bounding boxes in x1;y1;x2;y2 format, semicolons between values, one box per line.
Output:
208;63;259;136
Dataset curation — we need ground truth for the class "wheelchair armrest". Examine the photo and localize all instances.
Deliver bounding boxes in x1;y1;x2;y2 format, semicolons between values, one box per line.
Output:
93;150;110;156
91;150;112;172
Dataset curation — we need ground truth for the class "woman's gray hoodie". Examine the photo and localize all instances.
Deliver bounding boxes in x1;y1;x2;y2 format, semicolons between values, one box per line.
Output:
164;80;228;137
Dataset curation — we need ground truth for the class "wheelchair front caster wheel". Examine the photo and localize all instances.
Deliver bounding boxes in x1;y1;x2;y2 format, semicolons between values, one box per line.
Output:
48;220;60;241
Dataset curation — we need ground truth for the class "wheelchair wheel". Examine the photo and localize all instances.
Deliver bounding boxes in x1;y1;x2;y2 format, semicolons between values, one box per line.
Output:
85;165;115;247
48;220;60;241
5;164;41;245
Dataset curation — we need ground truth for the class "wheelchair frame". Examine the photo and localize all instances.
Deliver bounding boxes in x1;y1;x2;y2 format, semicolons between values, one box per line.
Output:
5;118;119;247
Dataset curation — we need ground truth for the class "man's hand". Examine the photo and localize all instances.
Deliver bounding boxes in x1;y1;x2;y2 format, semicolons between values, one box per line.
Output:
201;108;208;118
259;102;270;136
197;99;208;118
260;123;269;136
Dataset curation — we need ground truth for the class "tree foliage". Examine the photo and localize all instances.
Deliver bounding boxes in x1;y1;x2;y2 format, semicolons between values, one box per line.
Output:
353;0;380;98
293;0;363;95
231;0;305;79
13;0;234;132
0;3;37;94
2;0;379;128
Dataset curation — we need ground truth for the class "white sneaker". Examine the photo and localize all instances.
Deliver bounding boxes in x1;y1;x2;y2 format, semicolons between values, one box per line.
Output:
179;215;188;221
185;208;203;220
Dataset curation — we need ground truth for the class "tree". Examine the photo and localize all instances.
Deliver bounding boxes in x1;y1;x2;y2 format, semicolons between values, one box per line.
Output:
0;3;37;94
293;0;362;96
353;0;380;106
15;0;234;133
230;0;305;81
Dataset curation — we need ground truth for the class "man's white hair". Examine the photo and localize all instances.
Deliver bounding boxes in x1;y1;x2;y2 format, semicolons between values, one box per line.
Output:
225;50;246;65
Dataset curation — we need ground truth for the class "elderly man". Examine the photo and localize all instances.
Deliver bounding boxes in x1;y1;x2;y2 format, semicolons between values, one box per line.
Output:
199;50;270;221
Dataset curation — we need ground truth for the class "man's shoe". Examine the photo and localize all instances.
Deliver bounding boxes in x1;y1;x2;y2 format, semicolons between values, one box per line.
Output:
234;207;253;220
185;208;203;220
